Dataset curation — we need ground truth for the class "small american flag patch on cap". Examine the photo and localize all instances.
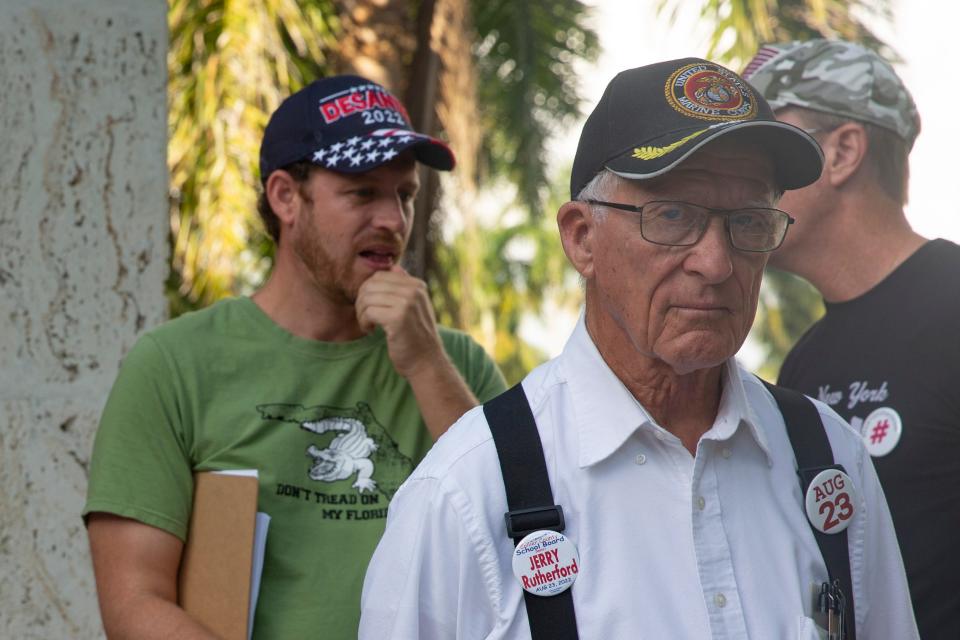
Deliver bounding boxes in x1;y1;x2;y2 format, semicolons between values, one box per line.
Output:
742;46;781;79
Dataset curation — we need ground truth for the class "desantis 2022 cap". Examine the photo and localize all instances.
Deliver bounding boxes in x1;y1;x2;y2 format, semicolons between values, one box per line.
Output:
570;58;823;199
259;75;455;180
742;39;920;149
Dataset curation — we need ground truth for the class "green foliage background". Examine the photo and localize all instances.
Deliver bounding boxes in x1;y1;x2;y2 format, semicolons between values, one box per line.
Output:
167;0;891;383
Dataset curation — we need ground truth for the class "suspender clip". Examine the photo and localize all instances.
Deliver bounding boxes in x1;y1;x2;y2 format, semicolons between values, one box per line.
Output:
505;505;565;539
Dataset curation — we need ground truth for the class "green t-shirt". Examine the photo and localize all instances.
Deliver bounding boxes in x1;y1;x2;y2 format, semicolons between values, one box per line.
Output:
83;297;506;638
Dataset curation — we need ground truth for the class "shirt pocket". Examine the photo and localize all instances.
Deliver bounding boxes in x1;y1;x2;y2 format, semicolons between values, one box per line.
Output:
796;615;828;640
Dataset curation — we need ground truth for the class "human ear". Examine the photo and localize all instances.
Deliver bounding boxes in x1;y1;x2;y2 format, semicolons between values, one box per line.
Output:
265;170;305;227
823;122;868;188
557;201;596;279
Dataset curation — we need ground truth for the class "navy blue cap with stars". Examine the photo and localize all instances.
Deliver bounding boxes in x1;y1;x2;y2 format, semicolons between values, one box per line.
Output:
259;75;455;180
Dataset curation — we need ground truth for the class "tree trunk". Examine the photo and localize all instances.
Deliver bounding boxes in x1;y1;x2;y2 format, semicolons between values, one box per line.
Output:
403;0;441;280
331;0;414;91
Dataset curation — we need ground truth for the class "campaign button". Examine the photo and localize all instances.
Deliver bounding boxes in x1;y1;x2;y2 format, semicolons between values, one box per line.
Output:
860;407;902;457
804;469;858;534
511;530;580;597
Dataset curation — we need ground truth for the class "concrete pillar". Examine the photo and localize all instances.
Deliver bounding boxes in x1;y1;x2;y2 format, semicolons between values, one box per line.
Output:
0;1;167;636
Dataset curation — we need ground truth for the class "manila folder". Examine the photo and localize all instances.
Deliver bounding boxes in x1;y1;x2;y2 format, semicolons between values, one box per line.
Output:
178;471;259;640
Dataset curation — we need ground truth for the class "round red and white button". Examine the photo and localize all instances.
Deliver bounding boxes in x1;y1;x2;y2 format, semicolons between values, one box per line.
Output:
860;406;902;457
511;530;580;597
804;469;858;535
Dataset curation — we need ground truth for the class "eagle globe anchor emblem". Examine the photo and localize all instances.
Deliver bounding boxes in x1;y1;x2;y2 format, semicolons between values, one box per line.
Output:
695;76;736;106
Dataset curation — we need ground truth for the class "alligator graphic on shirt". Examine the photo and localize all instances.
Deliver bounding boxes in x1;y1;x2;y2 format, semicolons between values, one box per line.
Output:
257;402;413;499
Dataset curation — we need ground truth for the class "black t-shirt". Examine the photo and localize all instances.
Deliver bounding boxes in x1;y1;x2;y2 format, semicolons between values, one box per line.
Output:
779;239;960;640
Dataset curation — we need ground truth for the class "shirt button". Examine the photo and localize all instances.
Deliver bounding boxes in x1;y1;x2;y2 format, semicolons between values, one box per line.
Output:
635;454;647;465
721;448;732;459
697;496;706;511
715;593;727;608
655;431;667;441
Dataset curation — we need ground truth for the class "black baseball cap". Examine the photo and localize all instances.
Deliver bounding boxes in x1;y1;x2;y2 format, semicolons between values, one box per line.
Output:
259;75;455;180
570;58;824;198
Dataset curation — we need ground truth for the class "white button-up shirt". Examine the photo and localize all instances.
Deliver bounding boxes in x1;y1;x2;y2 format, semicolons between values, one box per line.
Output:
360;316;917;639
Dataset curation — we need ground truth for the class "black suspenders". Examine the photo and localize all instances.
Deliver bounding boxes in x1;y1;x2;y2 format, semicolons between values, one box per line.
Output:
484;383;579;640
484;380;857;640
763;381;857;640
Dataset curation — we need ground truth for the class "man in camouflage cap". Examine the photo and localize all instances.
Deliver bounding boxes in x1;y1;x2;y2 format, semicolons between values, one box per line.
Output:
744;38;920;147
745;39;960;640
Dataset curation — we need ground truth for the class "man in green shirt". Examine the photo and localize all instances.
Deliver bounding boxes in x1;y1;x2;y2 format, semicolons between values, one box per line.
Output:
83;75;506;639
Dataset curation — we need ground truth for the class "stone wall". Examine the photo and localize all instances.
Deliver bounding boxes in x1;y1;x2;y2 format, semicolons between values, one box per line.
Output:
0;1;167;636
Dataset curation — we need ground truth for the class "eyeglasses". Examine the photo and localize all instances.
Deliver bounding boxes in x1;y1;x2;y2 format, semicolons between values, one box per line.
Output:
585;200;795;253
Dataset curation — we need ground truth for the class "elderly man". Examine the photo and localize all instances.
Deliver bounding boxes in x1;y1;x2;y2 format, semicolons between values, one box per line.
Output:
359;59;917;639
744;40;960;639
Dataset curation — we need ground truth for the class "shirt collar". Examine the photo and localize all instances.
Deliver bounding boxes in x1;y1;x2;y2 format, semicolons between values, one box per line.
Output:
709;360;773;465
559;314;654;468
558;313;773;467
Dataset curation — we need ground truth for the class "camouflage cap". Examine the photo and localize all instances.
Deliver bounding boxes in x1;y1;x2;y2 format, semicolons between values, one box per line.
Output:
742;39;920;149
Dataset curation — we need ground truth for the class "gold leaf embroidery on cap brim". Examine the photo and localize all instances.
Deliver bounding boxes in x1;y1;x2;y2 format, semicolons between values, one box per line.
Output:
632;128;709;160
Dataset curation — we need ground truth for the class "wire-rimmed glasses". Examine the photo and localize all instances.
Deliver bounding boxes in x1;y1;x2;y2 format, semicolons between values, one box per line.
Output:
585;199;795;253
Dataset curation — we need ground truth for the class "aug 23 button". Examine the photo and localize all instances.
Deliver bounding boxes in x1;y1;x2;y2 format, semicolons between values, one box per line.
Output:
804;469;859;535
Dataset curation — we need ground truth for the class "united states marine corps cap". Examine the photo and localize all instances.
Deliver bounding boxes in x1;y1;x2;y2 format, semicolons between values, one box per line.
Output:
742;39;921;149
259;75;455;180
570;58;823;198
